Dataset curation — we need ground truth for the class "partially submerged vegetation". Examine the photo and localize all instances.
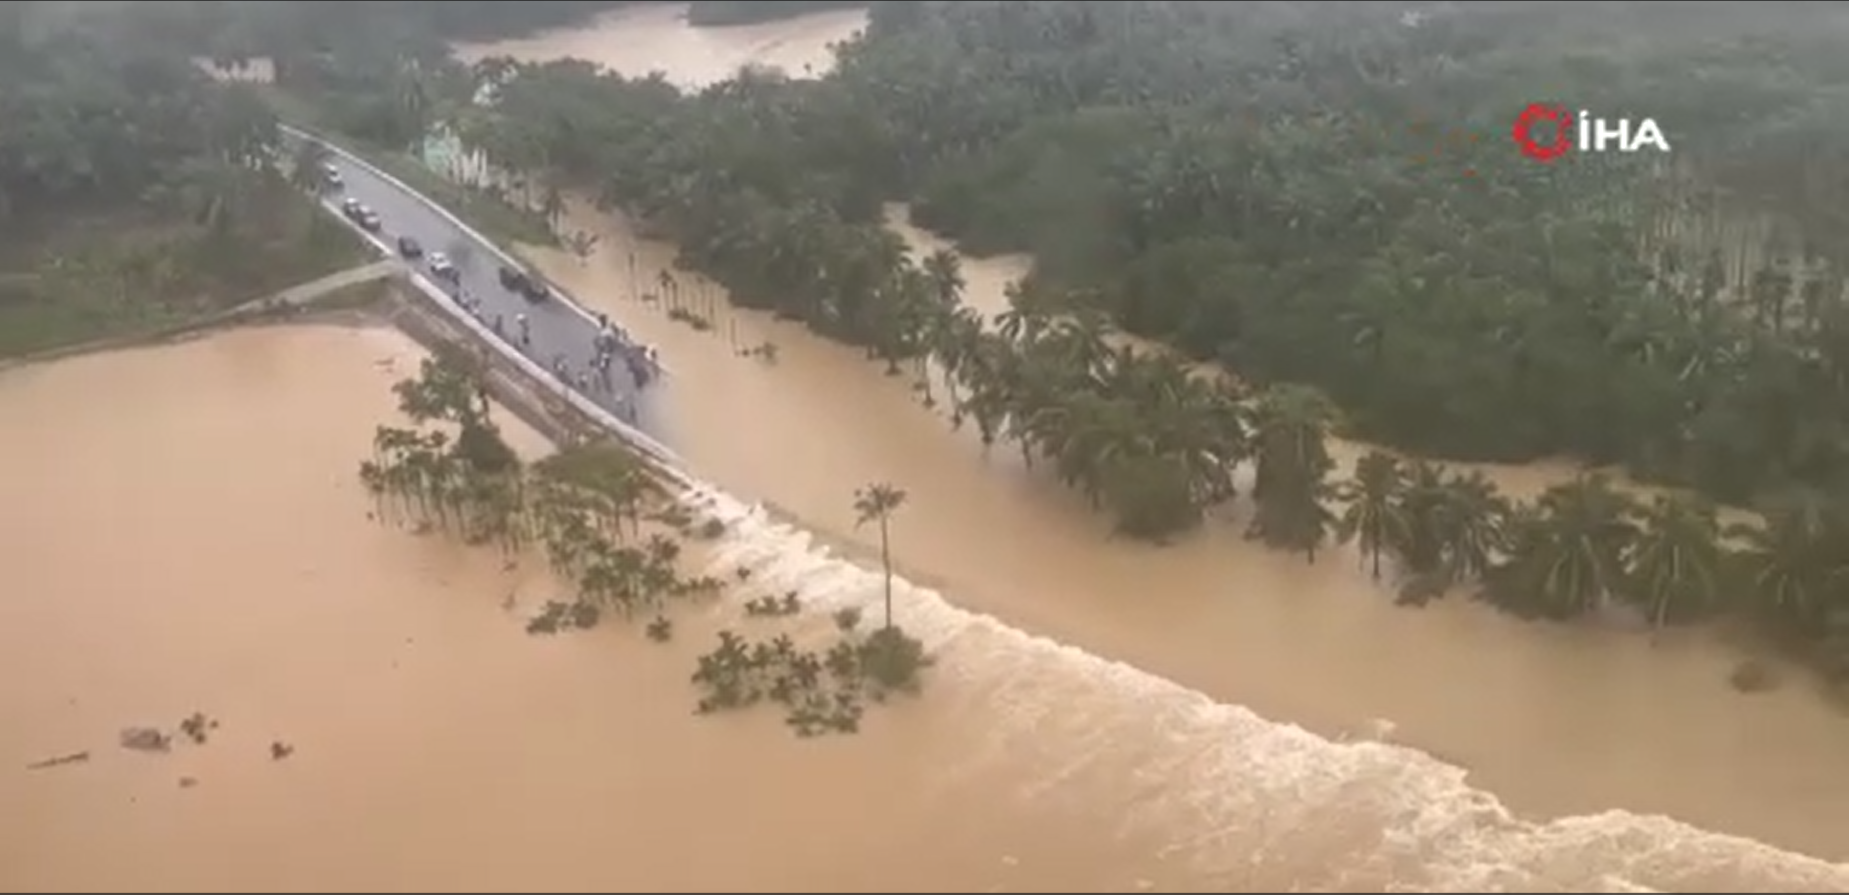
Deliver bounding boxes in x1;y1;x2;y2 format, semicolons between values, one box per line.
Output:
50;0;1849;684
245;0;1849;684
360;349;929;734
258;0;1849;686
0;4;366;359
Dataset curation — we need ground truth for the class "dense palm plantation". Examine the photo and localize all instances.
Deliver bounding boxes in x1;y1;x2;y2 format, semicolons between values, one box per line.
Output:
0;3;363;356
168;0;1849;676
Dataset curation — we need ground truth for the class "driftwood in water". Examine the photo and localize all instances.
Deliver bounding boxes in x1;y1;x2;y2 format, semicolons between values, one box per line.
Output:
119;727;172;752
25;751;90;770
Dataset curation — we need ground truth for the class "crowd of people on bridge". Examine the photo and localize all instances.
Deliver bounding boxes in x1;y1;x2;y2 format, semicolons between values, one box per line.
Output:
440;276;659;426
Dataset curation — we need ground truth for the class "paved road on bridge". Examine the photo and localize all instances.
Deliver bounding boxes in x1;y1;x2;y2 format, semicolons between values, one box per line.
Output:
307;141;661;433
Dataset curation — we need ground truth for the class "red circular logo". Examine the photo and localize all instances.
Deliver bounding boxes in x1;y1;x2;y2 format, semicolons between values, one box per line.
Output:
1511;103;1574;162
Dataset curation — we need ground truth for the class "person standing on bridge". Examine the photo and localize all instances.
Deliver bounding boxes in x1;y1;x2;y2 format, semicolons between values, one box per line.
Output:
516;313;530;348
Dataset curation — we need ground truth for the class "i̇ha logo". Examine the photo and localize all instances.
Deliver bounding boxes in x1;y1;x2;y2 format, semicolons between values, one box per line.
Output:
1510;103;1671;162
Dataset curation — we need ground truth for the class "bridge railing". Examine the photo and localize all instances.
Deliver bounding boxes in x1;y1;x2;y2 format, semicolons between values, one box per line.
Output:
281;124;688;472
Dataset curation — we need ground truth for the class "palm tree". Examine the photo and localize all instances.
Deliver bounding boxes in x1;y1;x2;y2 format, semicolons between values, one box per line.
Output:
995;281;1052;345
1335;450;1408;580
541;181;567;234
1487;475;1639;619
1727;495;1843;629
853;482;908;630
1432;471;1508;585
566;230;600;265
922;249;964;307
1247;384;1339;561
290;139;332;195
658;269;678;312
1627;493;1724;637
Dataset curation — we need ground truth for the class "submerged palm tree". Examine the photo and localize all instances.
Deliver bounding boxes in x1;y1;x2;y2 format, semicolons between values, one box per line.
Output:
1335;450;1408;580
1627;493;1723;637
853;482;908;629
1487;475;1638;619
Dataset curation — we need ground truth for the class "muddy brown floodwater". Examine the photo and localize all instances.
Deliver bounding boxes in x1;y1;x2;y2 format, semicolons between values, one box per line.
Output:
520;192;1849;890
5;324;1844;892
0;325;1193;893
454;2;866;90
485;3;1849;886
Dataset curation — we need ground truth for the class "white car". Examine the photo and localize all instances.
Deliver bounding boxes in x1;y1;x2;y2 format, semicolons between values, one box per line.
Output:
321;161;343;187
427;252;459;282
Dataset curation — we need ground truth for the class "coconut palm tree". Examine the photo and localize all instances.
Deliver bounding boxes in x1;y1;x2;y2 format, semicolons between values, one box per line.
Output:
1247;384;1339;561
1334;450;1408;580
289;139;332;195
853;482;908;629
1727;495;1843;629
922;249;964;308
1626;493;1724;636
1486;475;1639;620
541;181;567;234
1431;471;1509;586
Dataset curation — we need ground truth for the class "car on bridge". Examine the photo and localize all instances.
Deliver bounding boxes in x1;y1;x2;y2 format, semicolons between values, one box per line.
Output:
427;252;460;283
498;264;552;302
396;235;423;259
321;161;343;188
340;197;380;231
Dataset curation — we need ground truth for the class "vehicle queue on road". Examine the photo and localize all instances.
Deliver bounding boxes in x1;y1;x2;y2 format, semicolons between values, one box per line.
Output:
321;160;660;415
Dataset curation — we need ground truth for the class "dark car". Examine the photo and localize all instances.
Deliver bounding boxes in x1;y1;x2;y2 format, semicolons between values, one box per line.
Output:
498;264;551;302
344;200;381;231
396;235;423;258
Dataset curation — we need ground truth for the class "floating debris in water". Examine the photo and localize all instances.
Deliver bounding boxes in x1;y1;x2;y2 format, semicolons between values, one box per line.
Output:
178;712;216;744
119;727;171;753
25;751;89;771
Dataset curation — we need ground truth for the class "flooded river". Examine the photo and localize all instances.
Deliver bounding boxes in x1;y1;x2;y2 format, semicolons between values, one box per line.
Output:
4;4;1849;892
0;326;1200;891
470;0;1849;883
2;320;1842;891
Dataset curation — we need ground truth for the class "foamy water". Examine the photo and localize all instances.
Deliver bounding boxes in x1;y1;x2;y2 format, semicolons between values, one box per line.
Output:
683;484;1849;892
